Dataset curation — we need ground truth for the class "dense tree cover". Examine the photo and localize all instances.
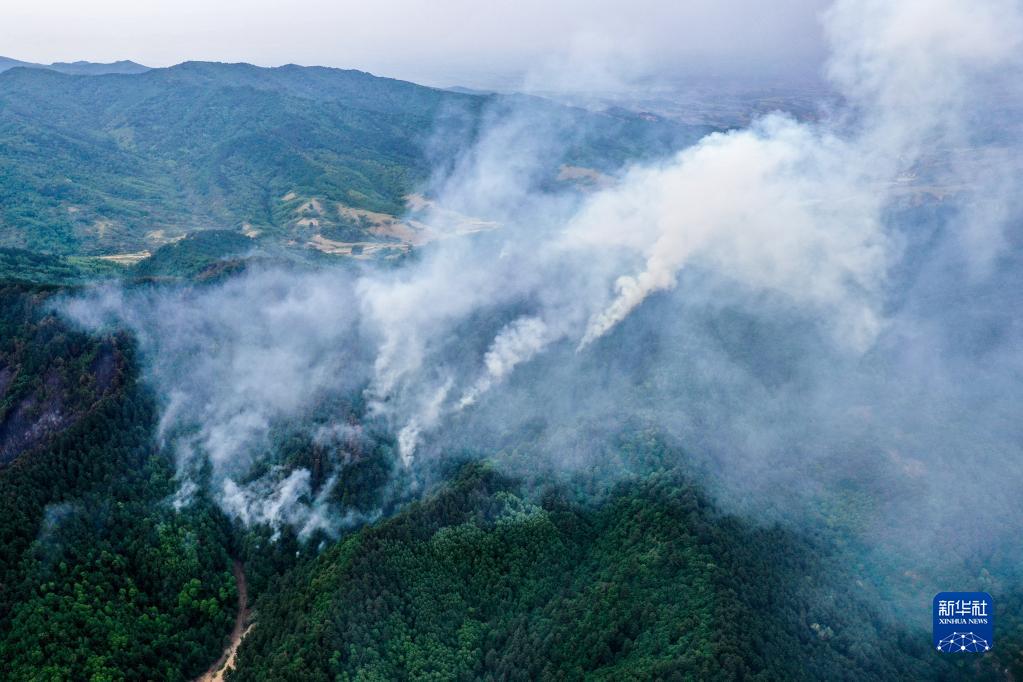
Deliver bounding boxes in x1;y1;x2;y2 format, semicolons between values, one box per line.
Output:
133;230;256;279
0;240;1014;680
228;461;985;682
0;275;1017;680
0;283;125;468
0;248;124;285
0;283;237;680
0;495;236;680
0;63;711;255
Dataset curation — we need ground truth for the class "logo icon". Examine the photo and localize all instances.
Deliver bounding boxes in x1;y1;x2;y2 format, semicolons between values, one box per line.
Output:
933;592;993;653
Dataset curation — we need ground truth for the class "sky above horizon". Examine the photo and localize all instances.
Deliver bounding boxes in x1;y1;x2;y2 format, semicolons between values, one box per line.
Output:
3;0;830;89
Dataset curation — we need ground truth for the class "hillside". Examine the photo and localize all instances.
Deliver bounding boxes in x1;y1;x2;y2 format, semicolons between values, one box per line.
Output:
0;212;1018;682
0;283;238;680
0;62;709;257
231;462;974;681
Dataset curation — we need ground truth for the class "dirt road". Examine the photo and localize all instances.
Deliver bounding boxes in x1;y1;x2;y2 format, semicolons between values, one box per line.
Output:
196;559;252;682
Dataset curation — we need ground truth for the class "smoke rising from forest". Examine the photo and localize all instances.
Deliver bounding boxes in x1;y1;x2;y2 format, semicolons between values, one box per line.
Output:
63;0;1023;583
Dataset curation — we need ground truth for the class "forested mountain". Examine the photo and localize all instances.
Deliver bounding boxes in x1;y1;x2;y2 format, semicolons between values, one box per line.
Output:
1;281;1009;681
0;64;727;681
232;462;961;681
0;283;236;679
0;45;1019;682
0;62;708;256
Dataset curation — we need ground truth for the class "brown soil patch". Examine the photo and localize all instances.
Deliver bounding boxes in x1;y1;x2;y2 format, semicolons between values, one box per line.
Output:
556;165;613;189
309;234;410;258
96;251;151;265
196;560;252;682
144;230;186;245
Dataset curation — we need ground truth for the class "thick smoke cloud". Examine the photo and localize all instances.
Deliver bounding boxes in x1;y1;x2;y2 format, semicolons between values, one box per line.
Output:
64;268;374;535
567;119;888;351
63;0;1022;588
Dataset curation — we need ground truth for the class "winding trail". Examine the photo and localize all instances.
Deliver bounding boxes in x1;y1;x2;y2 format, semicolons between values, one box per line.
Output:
196;559;252;682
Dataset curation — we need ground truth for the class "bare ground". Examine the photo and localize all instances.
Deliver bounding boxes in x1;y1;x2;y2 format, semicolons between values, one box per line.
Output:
196;559;252;682
96;251;150;265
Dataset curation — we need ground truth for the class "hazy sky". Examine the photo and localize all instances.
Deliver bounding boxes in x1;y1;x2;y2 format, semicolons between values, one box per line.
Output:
3;0;830;88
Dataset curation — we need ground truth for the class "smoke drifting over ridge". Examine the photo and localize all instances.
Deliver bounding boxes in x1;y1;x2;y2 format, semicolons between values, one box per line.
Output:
64;0;1022;576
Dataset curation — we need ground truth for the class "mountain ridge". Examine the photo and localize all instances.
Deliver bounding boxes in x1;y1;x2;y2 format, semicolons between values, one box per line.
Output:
0;56;150;75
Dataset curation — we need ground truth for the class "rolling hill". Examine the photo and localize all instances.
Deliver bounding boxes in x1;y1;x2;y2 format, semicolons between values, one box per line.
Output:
0;62;709;257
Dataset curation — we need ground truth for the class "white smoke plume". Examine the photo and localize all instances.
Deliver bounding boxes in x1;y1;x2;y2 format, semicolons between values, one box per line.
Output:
570;119;887;350
62;268;370;533
60;0;1023;557
367;0;1023;466
570;0;1022;349
396;377;453;466
457;316;553;410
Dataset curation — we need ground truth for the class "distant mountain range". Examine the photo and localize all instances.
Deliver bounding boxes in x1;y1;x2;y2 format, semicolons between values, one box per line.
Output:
0;56;150;75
